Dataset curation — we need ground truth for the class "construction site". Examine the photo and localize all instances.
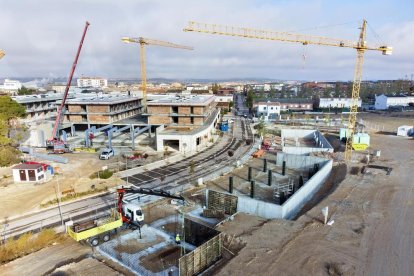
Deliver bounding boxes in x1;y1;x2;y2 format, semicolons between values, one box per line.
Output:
2;3;414;276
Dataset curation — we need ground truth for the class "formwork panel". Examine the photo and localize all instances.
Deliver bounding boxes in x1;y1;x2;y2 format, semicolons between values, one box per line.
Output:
207;190;238;215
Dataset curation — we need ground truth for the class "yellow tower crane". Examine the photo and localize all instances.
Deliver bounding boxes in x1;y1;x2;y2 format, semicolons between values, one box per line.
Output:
0;49;5;60
184;20;392;161
121;37;193;109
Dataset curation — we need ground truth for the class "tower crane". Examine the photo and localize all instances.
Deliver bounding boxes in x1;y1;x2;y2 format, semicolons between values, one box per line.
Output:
0;49;5;60
121;37;193;110
46;21;90;153
184;20;392;161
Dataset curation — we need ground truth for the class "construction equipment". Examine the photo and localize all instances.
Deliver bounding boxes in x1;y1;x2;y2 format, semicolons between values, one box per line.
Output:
46;21;90;153
117;186;185;228
0;49;5;60
66;209;122;246
121;37;193;109
67;186;185;246
184;20;392;161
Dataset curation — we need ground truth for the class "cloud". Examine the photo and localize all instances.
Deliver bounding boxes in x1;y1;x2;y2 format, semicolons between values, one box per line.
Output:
0;0;413;80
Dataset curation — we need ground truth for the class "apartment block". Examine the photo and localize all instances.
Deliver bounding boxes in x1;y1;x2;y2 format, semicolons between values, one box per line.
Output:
64;95;143;124
147;95;217;126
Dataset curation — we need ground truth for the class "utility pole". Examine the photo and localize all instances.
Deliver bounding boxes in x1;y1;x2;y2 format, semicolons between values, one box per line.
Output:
55;167;64;228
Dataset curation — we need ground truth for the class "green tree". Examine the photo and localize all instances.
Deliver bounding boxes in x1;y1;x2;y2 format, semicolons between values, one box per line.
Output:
256;118;266;138
0;96;26;141
246;90;255;110
268;88;276;99
211;83;220;94
17;86;34;95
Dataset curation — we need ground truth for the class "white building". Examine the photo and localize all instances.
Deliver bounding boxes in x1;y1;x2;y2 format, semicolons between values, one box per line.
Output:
77;77;108;88
397;125;414;137
255;101;281;120
319;97;362;108
375;94;414;110
186;85;209;91
0;79;22;92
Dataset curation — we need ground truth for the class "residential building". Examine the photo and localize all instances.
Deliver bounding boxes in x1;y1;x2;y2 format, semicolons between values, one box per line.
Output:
215;95;233;110
0;79;22;93
77;77;108;88
64;94;143;124
12;93;67;123
255;101;281;120
375;94;414;110
217;88;235;95
147;94;217;126
148;94;220;153
255;98;313;112
319;97;362;108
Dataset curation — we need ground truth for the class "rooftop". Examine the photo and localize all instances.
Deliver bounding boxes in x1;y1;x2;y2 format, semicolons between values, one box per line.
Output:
13;163;43;170
12;93;67;104
65;94;142;105
254;98;312;104
147;94;215;106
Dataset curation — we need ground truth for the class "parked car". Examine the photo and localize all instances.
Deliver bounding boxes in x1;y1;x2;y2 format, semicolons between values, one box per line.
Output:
99;148;114;160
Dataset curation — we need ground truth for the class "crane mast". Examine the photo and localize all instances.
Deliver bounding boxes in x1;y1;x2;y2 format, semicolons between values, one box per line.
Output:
122;37;193;110
48;21;90;150
184;20;392;161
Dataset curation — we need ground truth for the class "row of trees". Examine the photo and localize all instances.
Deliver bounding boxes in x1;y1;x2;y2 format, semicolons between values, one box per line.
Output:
0;96;26;166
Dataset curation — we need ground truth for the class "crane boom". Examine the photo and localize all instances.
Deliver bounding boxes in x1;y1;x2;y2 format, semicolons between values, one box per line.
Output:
184;20;392;161
122;37;193;109
50;21;90;142
184;21;391;53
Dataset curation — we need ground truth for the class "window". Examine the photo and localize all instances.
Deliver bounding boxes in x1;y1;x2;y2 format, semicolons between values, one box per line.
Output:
263;106;267;110
191;117;194;124
172;116;178;124
172;106;178;113
270;107;274;110
191;107;194;114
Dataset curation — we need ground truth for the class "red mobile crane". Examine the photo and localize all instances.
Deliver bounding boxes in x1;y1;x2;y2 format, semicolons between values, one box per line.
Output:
46;21;90;153
117;186;185;228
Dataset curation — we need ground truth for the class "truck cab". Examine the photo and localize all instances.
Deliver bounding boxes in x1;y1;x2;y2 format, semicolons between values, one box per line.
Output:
122;203;144;224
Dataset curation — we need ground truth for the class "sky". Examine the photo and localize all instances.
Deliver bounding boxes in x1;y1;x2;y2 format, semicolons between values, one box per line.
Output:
0;0;413;81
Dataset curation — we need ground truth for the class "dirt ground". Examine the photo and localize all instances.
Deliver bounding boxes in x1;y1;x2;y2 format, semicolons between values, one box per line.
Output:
216;114;414;275
0;152;121;219
49;258;123;276
139;245;182;273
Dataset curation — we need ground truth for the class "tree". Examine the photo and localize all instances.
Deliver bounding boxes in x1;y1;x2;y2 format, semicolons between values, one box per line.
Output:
268;88;276;99
17;86;34;95
246;90;255;111
211;83;220;94
0;96;26;166
256;118;266;139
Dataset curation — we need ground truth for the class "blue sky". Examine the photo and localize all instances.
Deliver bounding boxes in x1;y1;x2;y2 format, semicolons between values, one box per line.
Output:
0;0;413;81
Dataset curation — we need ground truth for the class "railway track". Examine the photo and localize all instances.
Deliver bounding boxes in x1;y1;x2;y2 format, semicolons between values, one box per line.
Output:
3;117;254;239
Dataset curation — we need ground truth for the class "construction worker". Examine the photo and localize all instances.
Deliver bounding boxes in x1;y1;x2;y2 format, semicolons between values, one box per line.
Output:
175;233;181;244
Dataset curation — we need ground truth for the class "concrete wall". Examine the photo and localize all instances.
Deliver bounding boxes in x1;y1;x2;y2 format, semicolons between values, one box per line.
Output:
206;153;333;220
282;159;333;219
281;128;334;155
237;196;282;219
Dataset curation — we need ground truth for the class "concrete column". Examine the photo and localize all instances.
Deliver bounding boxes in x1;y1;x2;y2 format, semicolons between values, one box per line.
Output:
263;159;267;172
282;161;286;176
267;170;272;186
248;167;252;181
229;176;233;194
299;175;304;188
250;180;255;198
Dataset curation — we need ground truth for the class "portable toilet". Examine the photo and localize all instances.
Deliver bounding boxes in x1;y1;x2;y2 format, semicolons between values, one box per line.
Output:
220;121;229;132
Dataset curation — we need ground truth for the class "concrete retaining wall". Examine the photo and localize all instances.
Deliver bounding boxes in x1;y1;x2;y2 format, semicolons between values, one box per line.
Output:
281;128;333;155
282;159;333;219
237;196;282;218
206;153;333;220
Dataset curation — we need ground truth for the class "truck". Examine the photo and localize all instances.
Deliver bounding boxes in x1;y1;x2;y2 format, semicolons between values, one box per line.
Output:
66;210;122;246
67;186;185;246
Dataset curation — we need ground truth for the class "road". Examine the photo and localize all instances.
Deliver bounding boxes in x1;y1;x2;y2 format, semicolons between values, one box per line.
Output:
2;117;253;239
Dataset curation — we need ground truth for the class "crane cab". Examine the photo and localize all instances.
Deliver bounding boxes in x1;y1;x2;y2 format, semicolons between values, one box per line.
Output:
122;203;144;224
